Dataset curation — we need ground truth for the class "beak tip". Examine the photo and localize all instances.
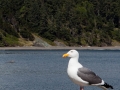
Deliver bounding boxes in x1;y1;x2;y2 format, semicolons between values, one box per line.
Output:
62;53;69;58
62;55;65;58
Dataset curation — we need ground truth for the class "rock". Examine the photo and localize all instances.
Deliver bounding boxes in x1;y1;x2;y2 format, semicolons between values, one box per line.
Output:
54;41;66;47
7;60;15;63
33;37;51;47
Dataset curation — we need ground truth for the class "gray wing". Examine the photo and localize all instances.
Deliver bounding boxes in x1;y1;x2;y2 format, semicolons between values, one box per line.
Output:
77;67;102;85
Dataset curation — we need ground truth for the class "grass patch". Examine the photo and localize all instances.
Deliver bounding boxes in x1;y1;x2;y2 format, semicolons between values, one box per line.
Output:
3;35;20;46
18;38;33;46
111;40;120;46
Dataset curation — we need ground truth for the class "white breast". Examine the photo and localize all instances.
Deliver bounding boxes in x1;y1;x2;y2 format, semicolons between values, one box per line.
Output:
67;59;88;86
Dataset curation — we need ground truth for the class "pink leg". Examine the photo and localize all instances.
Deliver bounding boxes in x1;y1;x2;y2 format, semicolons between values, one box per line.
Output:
80;87;84;90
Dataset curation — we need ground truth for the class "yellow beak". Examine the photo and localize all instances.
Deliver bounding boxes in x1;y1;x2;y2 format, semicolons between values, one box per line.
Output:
62;53;69;58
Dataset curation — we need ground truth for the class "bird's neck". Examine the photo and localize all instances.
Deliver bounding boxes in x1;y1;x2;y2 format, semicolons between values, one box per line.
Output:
68;57;83;68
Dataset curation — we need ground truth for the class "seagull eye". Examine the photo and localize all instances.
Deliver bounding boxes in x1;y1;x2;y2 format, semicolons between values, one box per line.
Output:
71;51;73;53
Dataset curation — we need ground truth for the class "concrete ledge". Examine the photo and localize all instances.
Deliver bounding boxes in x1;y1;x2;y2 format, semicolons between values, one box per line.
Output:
0;46;120;50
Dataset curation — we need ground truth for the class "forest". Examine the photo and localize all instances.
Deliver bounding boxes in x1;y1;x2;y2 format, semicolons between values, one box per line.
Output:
0;0;120;46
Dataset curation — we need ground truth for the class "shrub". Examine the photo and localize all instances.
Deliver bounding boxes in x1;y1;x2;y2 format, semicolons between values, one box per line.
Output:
20;30;34;41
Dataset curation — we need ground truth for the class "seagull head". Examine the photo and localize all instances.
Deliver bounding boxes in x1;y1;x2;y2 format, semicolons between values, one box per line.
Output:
62;49;79;58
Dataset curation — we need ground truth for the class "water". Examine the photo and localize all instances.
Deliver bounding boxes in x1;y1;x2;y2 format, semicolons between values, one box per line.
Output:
0;50;119;90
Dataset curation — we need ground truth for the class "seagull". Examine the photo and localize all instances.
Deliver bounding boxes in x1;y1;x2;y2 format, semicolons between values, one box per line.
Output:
62;49;113;90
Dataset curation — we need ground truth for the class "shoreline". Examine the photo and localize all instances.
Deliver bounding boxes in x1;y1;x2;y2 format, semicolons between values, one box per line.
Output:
0;46;120;50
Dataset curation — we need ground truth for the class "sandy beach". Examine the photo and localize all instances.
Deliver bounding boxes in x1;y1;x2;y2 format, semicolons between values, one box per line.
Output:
0;46;120;50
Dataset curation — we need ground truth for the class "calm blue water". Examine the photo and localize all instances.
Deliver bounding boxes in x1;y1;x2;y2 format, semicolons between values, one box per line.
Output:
0;50;119;90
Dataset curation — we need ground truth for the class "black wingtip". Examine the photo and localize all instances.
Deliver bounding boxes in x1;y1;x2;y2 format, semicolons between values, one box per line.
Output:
102;82;113;89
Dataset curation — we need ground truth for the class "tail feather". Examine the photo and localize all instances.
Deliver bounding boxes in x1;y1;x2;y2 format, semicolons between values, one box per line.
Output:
101;82;113;89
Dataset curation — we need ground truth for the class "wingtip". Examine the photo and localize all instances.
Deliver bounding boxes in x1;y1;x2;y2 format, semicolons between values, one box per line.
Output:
100;82;113;90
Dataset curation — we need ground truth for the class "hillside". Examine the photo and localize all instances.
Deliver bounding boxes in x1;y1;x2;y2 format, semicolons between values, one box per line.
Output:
0;0;120;47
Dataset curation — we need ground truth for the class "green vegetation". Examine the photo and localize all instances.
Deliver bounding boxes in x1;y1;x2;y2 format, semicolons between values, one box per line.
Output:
0;30;19;46
20;29;34;41
0;0;120;46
